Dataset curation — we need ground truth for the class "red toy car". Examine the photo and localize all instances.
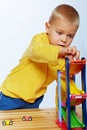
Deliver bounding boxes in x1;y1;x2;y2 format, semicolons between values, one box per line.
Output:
22;116;32;121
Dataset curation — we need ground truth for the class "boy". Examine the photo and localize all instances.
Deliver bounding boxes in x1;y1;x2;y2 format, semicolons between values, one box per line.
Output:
0;4;80;110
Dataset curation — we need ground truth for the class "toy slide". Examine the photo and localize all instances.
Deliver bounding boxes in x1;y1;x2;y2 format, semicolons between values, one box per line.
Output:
61;78;84;95
61;78;87;106
69;80;84;95
68;80;87;105
61;107;85;128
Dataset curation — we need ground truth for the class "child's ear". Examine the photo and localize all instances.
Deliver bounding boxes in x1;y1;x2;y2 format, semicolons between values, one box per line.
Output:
45;22;50;33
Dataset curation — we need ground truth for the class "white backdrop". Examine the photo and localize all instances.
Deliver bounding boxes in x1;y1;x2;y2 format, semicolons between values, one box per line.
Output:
0;0;87;108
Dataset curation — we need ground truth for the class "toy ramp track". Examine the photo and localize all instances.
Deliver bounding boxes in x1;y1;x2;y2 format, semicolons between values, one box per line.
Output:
69;80;87;106
61;78;87;105
62;107;85;128
61;78;84;95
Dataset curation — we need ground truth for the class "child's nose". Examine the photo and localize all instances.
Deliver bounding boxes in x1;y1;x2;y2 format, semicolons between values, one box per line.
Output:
61;35;67;43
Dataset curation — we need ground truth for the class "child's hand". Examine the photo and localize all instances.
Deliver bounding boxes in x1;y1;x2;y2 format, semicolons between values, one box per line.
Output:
58;46;80;62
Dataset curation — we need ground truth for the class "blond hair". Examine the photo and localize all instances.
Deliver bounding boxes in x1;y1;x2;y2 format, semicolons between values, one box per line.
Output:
49;4;80;27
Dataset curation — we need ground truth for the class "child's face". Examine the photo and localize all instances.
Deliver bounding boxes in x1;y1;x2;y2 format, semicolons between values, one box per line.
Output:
45;18;78;47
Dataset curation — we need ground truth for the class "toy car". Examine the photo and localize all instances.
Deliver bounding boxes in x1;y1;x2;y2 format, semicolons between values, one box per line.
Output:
2;120;13;126
22;116;32;121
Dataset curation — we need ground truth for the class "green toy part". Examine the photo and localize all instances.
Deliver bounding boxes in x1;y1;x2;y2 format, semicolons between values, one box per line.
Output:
61;107;85;128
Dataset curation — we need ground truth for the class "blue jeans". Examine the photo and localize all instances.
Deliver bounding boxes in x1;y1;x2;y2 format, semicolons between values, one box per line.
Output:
0;92;44;110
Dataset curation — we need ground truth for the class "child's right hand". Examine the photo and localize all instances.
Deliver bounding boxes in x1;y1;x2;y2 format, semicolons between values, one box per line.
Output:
58;46;80;62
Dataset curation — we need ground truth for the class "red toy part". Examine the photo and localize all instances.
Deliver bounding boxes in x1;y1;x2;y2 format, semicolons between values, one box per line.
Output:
22;116;32;121
70;94;87;106
56;119;67;130
61;93;87;106
69;59;86;75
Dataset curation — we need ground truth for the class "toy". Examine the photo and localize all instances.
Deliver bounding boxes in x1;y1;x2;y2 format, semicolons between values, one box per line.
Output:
22;116;32;121
56;57;87;130
2;120;13;126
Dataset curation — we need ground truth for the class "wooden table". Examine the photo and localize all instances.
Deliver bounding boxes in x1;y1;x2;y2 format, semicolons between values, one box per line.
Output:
0;107;82;130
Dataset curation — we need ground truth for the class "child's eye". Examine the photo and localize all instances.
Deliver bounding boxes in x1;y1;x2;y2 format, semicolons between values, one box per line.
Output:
56;31;62;35
68;34;74;39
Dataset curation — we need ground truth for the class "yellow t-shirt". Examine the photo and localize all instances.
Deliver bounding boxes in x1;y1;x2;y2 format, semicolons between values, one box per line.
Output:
1;32;65;103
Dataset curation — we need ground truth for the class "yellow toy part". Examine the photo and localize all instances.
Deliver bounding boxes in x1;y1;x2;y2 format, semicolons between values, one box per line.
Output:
61;78;84;95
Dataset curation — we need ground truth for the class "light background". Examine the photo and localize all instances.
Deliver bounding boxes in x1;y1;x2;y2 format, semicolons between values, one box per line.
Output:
0;0;87;108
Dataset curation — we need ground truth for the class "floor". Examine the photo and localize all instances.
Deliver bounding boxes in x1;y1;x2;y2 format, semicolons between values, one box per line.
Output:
0;107;85;130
